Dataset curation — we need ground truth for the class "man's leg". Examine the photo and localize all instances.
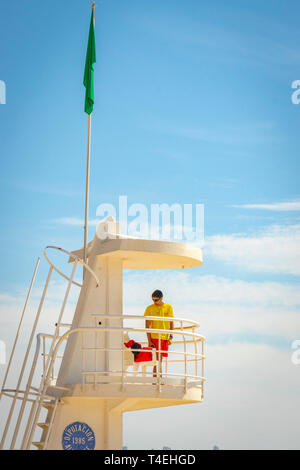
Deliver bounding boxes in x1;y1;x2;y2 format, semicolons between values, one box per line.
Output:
153;357;163;384
153;338;163;382
153;356;163;379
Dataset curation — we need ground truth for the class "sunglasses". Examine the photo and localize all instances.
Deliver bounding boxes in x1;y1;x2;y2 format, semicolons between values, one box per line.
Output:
152;298;161;302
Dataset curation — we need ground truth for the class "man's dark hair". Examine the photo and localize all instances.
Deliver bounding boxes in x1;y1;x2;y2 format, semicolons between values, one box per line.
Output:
152;289;163;299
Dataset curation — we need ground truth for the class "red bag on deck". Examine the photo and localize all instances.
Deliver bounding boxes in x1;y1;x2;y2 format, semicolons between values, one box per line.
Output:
124;340;154;362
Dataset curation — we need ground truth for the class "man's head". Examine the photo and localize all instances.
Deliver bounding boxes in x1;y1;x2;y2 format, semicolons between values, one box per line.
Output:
152;289;163;305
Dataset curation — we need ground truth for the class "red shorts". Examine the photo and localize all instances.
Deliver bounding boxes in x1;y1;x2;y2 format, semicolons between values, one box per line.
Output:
151;338;169;358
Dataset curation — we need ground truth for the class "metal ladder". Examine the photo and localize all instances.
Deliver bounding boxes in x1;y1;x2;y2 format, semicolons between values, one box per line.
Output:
32;398;60;450
35;400;57;448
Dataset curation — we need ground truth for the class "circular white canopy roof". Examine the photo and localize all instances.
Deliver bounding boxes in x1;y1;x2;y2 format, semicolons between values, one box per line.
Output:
70;235;203;270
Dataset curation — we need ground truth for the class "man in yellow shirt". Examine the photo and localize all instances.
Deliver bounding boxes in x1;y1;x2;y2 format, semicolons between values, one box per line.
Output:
144;290;174;381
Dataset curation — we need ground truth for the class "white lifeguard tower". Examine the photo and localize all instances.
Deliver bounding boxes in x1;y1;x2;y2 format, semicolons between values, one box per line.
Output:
0;217;205;450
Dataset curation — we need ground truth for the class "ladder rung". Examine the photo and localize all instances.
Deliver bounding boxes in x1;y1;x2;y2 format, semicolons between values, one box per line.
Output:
42;402;55;409
32;441;45;449
41;353;64;359
50;385;69;391
37;423;49;429
42;399;64;409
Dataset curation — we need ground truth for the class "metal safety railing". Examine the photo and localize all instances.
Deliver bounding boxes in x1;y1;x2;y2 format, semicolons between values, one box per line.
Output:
0;244;205;450
82;314;205;394
16;315;205;396
1;319;205;450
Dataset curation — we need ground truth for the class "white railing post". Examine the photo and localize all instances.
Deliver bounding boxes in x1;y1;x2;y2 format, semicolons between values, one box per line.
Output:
81;332;84;393
42;336;46;379
183;333;187;393
121;332;125;391
193;327;198;380
201;339;205;399
94;317;97;390
165;342;168;383
158;332;161;392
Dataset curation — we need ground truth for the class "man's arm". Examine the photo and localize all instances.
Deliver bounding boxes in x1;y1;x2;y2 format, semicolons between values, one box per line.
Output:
144;307;154;347
168;306;174;344
168;320;174;344
145;320;154;347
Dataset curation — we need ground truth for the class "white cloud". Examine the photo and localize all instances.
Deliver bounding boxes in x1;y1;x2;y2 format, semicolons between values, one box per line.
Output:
0;280;80;347
0;293;17;303
123;271;300;342
52;217;100;227
203;224;300;275
138;11;300;69
13;182;80;198
2;270;299;361
231;201;300;211
148;120;279;146
125;343;300;449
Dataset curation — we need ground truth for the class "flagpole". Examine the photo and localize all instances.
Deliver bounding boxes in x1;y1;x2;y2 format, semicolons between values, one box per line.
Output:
83;112;91;273
83;2;95;277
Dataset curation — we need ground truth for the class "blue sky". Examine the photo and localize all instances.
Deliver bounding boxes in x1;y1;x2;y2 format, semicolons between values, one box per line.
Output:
0;0;300;449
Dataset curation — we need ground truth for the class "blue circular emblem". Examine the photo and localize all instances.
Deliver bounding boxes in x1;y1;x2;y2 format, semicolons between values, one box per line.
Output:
62;421;96;450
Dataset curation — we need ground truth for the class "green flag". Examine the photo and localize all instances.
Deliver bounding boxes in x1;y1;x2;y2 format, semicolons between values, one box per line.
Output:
83;8;96;115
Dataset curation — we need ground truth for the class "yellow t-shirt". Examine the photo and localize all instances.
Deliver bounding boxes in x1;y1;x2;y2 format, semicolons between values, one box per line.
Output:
144;303;174;340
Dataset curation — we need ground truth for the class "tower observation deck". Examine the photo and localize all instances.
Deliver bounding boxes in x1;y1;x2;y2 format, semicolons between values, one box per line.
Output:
0;218;205;450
